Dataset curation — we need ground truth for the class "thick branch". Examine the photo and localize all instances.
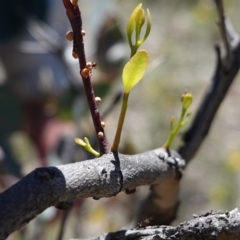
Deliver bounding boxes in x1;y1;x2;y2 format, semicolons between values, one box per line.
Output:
136;151;182;226
178;37;240;163
139;9;240;227
178;3;240;163
75;208;240;240
0;148;185;239
136;177;180;226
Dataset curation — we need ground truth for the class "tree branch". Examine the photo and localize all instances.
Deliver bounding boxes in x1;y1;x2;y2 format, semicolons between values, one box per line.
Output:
138;3;240;226
0;148;184;239
214;0;231;67
178;29;240;163
62;0;109;154
73;208;240;240
136;151;182;226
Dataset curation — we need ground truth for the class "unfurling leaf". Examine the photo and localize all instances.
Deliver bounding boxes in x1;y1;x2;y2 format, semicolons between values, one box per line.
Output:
75;137;100;157
127;4;142;47
74;138;86;146
122;50;148;93
127;4;151;57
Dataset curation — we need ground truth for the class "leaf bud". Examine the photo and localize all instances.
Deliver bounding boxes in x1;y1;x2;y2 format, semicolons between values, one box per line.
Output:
95;97;102;104
181;92;193;110
66;31;73;41
98;132;104;138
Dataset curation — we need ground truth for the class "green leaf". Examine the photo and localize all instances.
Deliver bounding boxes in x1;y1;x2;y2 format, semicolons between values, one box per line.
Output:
135;8;145;39
122;50;148;93
142;9;151;43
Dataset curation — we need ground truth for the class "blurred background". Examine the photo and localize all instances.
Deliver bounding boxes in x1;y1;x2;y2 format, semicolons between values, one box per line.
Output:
1;0;240;239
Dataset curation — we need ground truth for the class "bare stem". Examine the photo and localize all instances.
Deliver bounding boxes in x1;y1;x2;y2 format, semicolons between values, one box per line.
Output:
164;110;186;150
111;93;129;152
62;0;109;155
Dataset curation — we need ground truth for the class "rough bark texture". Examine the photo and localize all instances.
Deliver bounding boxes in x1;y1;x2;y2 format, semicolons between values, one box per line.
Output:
70;208;240;240
0;148;184;239
178;23;240;163
137;13;240;229
136;41;240;227
136;178;180;226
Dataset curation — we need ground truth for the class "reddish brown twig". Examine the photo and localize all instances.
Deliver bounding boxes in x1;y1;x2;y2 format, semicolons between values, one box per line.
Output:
62;0;109;154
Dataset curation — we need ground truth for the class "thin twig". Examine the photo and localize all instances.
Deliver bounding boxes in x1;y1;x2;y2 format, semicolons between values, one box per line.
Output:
214;0;231;68
102;91;122;119
56;210;71;240
62;0;109;154
225;18;240;48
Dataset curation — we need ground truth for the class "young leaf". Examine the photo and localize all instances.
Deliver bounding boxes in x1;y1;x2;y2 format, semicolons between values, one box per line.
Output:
127;4;142;47
75;137;100;157
122;50;148;93
163;92;193;150
141;9;151;44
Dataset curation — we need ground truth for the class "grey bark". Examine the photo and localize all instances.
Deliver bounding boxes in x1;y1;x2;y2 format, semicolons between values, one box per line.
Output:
137;15;240;228
178;18;240;164
138;38;240;228
0;148;184;240
71;208;240;240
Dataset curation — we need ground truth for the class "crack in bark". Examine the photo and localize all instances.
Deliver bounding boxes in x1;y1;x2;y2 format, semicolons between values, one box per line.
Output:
113;151;124;193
